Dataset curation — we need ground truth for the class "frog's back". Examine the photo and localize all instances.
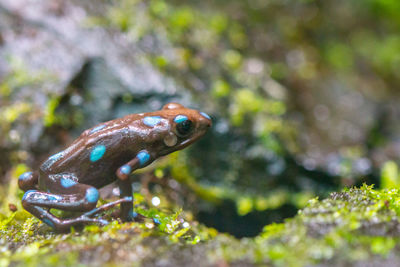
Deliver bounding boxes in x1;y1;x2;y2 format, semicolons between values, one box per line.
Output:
40;114;144;188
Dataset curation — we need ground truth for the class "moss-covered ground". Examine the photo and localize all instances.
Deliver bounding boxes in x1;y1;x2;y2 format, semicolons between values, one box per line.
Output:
1;184;400;267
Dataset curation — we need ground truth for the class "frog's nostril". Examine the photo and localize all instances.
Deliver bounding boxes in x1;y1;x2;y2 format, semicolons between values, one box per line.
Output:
205;120;212;128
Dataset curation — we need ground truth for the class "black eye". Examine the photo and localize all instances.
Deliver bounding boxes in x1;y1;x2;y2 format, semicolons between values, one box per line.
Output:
176;120;193;136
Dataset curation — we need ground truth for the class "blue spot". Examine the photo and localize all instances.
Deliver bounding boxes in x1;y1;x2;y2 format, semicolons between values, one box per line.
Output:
153;218;161;225
22;190;37;201
124;196;133;202
137;150;150;166
174;115;188;123
47;195;61;201
19;172;32;181
85;188;99;203
143;116;162;127
90;145;106;162
90;124;106;134
200;112;211;120
60;177;77;188
42;151;64;169
49;152;63;161
42;218;54;228
120;165;132;175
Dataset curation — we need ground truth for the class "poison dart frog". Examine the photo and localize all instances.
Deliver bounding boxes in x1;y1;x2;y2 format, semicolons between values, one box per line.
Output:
18;103;212;231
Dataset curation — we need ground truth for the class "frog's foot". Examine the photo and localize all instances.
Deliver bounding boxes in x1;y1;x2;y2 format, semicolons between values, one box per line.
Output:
24;206;108;232
82;197;132;218
109;208;146;222
60;216;110;230
128;210;142;222
72;216;109;227
22;190;131;232
125;210;161;225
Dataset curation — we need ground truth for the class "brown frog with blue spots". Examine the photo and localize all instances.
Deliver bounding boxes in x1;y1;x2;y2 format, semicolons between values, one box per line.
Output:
18;103;212;232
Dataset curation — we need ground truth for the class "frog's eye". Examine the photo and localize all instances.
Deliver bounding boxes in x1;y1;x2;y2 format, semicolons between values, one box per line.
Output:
174;115;193;137
176;120;193;137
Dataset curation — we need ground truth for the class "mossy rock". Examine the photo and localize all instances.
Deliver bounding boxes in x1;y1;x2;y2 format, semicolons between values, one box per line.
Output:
1;185;400;266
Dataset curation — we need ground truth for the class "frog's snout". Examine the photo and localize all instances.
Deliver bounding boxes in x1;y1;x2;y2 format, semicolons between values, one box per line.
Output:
199;112;212;129
206;119;212;128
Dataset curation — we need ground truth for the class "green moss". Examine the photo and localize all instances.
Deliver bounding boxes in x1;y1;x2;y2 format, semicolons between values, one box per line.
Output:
381;161;400;189
43;96;61;127
2;185;400;266
0;56;59;154
0;165;28;215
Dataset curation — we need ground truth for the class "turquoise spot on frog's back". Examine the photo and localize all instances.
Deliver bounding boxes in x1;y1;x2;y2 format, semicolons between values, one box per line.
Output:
60;177;77;188
49;152;63;161
89;124;106;134
174;115;188;123
19;171;32;181
200;112;211;120
85;188;99;203
137;150;150;166
143;116;162;127
121;165;131;175
42;151;64;169
90;145;106;162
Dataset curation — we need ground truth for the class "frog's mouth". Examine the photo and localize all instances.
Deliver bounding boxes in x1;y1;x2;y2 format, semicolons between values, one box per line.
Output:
177;137;197;148
175;124;211;150
160;129;209;156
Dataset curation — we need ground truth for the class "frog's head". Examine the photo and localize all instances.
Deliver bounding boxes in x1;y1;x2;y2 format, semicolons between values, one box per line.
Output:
151;103;212;155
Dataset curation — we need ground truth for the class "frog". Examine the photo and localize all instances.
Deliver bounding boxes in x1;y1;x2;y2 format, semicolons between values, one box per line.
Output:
18;103;212;232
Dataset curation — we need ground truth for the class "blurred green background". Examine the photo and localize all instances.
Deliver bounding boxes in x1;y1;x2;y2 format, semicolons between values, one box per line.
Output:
1;0;400;238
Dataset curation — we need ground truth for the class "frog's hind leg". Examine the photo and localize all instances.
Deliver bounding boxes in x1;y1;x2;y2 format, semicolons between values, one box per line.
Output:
21;174;129;232
22;202;109;232
18;171;39;191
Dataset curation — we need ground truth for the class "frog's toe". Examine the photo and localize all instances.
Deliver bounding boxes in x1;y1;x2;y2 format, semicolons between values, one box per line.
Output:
153;218;161;225
96;218;109;226
80;216;109;226
127;210;138;221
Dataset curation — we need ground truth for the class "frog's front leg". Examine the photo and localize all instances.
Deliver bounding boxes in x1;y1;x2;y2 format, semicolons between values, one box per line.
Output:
116;150;153;221
22;173;129;232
